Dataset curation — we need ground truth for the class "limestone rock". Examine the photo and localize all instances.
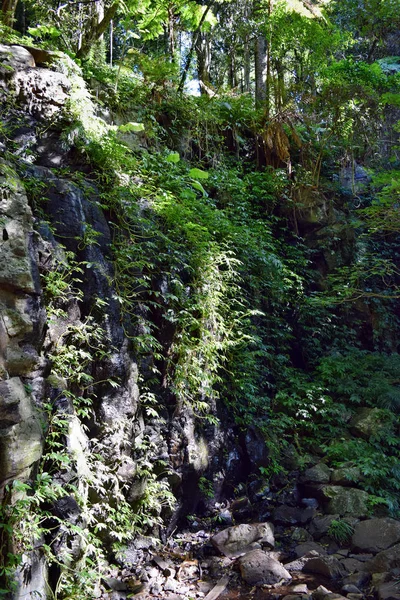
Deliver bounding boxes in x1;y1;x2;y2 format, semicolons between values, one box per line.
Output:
239;549;291;585
367;543;400;573
273;505;316;525
13;66;70;119
0;44;35;74
14;549;48;600
294;542;327;558
0;378;26;427
0;163;36;294
0;44;70;119
303;463;332;484
322;486;370;517
304;556;347;580
340;163;370;192
211;522;274;557
6;344;39;377
352;519;400;554
0;378;43;497
245;426;269;468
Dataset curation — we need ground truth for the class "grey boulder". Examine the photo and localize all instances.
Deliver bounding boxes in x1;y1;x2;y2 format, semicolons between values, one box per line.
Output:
211;522;274;557
352;519;400;554
239;549;291;585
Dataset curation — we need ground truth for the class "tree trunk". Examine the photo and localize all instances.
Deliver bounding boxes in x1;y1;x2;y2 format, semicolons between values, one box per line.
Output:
255;35;267;105
1;0;19;27
178;4;212;93
195;31;211;93
243;0;251;92
265;0;272;118
167;5;176;60
243;35;251;92
77;0;119;59
228;52;238;89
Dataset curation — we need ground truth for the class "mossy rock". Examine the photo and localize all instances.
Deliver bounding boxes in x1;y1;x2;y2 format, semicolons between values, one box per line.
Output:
322;486;370;518
350;407;395;440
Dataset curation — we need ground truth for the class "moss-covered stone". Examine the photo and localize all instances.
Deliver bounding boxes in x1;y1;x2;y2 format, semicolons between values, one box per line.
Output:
350;407;395;440
322;486;370;517
0;378;43;498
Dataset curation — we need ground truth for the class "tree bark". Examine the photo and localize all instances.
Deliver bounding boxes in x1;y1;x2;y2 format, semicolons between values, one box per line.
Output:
167;5;176;60
178;4;212;93
1;0;19;27
76;0;119;59
195;31;211;93
243;35;250;92
254;34;267;105
243;0;251;92
265;0;272;118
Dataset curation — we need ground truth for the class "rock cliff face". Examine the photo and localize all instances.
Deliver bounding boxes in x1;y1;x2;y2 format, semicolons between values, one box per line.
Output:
1;43;400;600
0;43;244;599
0;160;43;497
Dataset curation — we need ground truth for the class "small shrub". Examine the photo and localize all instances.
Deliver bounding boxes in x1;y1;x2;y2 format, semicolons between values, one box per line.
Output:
327;519;354;544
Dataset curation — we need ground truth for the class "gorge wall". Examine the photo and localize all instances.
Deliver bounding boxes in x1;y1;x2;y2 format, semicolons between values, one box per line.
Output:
0;43;247;598
0;43;399;600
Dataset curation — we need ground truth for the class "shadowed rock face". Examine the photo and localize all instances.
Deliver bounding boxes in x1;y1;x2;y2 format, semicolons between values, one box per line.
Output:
352;518;400;554
2;42;400;600
0;44;243;599
0;160;43;500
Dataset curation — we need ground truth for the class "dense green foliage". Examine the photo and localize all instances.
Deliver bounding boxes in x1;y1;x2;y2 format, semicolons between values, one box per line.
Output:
1;0;400;597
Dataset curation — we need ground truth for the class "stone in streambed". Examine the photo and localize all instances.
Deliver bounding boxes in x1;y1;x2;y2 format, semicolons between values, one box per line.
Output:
284;550;321;572
341;584;362;595
377;580;400;600
273;505;316;525
211;522;274;557
340;558;365;574
342;572;371;589
309;515;339;539
294;542;327;558
303;556;347;580
292;527;313;542
352;519;400;554
367;543;400;573
312;586;348;600
239;549;291;585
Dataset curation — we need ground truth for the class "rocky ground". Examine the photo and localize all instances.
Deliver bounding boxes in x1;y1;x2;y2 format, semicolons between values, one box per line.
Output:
97;512;400;600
